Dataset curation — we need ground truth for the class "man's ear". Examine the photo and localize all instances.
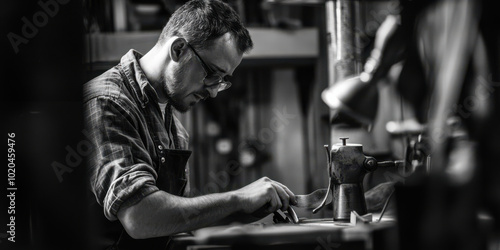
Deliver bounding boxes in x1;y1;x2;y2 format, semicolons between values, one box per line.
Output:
170;37;188;62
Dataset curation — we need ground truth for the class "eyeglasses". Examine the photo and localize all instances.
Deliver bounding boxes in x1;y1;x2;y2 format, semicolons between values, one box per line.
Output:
186;43;232;92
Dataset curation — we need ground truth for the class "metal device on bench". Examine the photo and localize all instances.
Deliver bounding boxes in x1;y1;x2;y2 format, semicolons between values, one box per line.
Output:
315;137;402;221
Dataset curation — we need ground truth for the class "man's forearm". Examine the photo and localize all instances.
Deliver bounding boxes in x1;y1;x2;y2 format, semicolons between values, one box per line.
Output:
117;190;241;239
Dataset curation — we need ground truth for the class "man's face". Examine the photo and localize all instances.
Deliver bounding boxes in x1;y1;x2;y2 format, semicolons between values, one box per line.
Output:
164;33;243;112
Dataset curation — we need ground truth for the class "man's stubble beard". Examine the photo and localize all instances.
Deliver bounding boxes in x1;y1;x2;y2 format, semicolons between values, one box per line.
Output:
161;68;191;113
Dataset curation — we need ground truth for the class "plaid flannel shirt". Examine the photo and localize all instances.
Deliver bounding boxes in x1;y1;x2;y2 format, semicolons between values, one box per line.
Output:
83;50;189;221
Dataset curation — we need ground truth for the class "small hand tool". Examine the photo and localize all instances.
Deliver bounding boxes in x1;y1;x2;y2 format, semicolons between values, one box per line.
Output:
287;206;299;224
273;207;299;224
294;188;331;209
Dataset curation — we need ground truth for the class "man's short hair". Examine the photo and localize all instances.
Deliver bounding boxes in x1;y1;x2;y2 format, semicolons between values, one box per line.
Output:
158;0;253;54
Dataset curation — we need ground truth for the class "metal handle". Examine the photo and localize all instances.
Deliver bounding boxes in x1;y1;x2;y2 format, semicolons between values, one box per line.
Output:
377;160;405;168
312;145;332;214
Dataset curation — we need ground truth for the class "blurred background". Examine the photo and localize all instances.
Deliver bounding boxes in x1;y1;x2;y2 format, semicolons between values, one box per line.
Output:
2;0;500;249
82;0;402;202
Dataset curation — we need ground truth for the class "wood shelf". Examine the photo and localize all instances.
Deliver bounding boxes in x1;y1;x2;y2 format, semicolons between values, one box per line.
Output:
85;27;319;66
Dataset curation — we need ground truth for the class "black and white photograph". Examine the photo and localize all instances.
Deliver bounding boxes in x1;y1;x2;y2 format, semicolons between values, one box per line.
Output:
2;0;500;249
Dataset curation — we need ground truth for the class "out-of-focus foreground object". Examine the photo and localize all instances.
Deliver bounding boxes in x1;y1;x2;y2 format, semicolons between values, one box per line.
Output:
321;0;500;249
321;14;405;127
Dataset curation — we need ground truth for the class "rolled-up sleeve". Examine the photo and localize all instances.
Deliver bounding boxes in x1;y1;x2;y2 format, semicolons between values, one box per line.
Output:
85;95;159;221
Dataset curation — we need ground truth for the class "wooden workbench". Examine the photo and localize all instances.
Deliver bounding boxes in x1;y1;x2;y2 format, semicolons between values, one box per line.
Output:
169;216;398;250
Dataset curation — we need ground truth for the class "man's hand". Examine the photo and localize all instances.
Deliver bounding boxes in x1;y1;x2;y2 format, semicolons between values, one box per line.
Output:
232;177;297;215
116;177;297;238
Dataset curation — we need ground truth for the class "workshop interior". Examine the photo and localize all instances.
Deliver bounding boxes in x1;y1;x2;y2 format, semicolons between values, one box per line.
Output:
2;0;500;249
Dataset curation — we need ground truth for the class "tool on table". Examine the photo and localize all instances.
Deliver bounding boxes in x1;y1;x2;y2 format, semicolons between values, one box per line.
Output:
274;145;331;224
287;206;299;224
350;210;373;225
313;137;403;221
294;188;331;209
273;206;299;224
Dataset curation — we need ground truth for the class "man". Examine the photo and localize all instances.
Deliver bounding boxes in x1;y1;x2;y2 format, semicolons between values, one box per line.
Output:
84;0;296;249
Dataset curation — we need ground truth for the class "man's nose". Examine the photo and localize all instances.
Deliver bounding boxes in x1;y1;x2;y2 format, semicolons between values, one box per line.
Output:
206;85;218;98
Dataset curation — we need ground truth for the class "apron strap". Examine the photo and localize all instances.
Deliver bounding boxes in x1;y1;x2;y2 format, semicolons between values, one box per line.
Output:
164;103;181;149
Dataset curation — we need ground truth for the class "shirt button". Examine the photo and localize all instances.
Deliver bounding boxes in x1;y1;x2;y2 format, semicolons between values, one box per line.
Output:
158;145;163;150
161;157;166;163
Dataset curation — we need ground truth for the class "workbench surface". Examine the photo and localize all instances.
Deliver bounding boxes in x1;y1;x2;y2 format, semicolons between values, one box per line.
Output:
169;216;398;250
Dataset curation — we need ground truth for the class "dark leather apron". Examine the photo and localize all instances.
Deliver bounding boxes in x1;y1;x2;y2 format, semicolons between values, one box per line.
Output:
88;67;192;250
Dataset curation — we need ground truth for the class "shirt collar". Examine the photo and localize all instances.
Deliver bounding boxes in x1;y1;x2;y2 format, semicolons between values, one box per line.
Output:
119;49;161;107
